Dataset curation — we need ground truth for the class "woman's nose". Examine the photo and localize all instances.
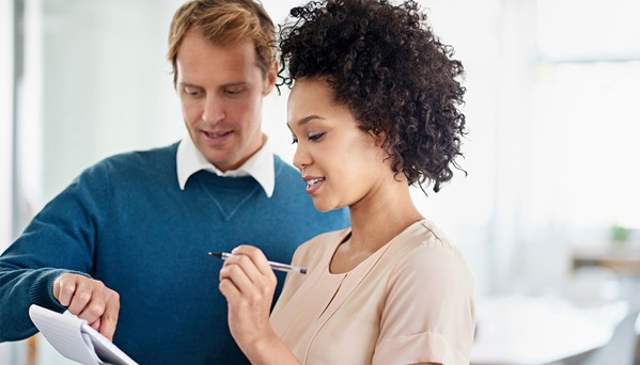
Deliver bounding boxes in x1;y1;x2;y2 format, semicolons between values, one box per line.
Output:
292;144;311;172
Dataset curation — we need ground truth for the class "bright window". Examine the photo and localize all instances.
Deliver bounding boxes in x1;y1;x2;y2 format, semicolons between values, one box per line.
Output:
529;0;640;235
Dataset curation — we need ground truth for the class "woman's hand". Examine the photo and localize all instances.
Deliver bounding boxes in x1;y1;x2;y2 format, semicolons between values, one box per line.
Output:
219;245;278;354
219;245;302;364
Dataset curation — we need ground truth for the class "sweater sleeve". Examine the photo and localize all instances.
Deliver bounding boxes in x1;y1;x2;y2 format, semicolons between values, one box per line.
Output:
0;162;110;341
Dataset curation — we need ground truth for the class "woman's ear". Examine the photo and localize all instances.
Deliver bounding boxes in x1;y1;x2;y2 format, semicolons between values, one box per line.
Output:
372;130;386;148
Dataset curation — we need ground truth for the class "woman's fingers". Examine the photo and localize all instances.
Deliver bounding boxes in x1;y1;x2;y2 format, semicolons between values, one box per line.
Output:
230;245;278;280
218;245;278;305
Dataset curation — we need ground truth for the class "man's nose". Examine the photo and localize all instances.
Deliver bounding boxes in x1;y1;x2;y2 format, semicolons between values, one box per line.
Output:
202;95;225;123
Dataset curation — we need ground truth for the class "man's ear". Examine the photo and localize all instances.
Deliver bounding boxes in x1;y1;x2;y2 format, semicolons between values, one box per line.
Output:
263;60;278;95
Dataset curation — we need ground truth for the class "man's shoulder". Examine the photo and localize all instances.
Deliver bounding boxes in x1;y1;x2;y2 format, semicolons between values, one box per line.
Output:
74;143;179;187
272;155;305;190
90;143;178;174
103;143;178;165
270;155;308;196
273;155;300;178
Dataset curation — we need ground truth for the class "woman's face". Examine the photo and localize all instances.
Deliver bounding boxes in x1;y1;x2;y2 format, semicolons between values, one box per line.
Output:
287;78;391;212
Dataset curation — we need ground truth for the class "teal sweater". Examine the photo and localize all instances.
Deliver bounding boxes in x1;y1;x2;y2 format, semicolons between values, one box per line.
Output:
0;143;348;364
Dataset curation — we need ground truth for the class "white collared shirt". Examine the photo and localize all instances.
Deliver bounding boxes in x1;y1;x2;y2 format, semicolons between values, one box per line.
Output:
176;135;275;198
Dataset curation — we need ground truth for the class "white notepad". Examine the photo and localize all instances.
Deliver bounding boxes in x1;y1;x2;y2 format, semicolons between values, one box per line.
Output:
28;304;139;365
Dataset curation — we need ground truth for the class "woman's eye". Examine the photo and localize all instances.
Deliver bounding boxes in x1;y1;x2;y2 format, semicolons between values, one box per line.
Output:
291;136;298;144
308;132;325;142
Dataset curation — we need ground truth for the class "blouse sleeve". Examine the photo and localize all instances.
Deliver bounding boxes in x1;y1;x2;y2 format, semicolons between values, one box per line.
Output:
372;239;476;365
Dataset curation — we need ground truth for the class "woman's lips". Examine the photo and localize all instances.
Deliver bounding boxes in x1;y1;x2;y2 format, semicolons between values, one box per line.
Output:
304;177;325;194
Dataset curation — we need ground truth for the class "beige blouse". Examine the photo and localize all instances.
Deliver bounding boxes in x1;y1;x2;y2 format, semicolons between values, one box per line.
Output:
270;220;476;365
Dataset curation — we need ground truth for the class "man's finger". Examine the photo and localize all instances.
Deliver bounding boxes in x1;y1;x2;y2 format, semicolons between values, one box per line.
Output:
66;285;93;316
90;318;101;331
99;296;120;342
54;276;77;307
78;300;106;325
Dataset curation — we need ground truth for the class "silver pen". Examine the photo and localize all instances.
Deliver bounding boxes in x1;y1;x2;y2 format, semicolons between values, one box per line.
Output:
208;251;307;274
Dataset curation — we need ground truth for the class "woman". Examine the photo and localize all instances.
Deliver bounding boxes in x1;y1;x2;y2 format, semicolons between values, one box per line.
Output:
219;0;475;363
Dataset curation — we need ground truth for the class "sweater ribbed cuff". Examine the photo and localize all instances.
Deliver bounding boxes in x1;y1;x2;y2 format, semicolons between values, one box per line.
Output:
29;268;91;313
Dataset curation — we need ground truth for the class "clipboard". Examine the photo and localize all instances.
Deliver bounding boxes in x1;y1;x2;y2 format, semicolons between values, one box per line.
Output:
28;304;139;365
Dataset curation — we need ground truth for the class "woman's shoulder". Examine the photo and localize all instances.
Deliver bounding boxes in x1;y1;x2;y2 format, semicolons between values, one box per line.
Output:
387;219;473;283
397;219;463;255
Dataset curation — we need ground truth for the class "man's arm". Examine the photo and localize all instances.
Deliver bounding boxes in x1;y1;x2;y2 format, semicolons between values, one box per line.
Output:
0;163;119;341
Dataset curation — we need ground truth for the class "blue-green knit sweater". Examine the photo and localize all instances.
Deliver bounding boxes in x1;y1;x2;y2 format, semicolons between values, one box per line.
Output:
0;143;349;364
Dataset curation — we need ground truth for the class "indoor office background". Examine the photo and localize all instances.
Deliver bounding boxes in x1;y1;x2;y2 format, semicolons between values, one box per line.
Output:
1;0;639;364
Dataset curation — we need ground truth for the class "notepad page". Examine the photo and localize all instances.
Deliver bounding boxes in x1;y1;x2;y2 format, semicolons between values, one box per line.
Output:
80;322;139;365
29;304;140;365
28;305;101;365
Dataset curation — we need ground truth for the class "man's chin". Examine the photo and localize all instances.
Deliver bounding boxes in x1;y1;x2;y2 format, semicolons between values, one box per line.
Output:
203;152;244;172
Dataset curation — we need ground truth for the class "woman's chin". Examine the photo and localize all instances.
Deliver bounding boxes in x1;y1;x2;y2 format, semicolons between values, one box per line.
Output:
312;199;345;213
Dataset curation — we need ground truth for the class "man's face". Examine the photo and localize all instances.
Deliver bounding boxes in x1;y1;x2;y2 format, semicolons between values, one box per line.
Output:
176;30;276;171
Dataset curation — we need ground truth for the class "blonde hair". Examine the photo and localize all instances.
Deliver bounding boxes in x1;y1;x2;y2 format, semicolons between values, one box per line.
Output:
167;0;275;86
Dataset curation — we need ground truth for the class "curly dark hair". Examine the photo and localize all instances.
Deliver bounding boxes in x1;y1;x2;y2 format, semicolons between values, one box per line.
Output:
278;0;467;193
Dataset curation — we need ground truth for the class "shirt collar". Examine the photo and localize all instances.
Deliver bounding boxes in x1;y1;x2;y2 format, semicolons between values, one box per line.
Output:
176;135;275;198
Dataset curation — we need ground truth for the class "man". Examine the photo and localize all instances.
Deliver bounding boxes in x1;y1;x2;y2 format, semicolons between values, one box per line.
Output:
0;0;348;363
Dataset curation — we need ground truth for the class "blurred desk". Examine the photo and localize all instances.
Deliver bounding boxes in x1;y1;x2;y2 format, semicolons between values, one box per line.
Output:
471;295;625;365
572;244;640;275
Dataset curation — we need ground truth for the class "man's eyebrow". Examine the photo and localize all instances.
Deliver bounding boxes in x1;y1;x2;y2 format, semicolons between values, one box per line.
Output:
220;81;249;88
178;82;201;88
178;81;248;88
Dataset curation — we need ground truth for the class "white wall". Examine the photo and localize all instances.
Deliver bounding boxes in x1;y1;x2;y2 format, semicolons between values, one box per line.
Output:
0;0;14;251
38;0;185;203
0;0;15;361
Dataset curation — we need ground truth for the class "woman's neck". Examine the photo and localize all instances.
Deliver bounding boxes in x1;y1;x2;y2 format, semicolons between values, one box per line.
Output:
329;175;423;274
349;183;422;250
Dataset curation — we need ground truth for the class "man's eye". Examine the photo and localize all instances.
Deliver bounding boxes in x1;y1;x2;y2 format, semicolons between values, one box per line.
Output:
183;87;201;96
225;87;245;96
291;136;298;144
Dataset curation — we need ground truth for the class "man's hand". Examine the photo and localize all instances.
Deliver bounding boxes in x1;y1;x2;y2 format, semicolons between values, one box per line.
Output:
53;273;120;341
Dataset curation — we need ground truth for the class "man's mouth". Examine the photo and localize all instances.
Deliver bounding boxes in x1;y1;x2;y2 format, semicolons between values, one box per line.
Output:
204;130;232;138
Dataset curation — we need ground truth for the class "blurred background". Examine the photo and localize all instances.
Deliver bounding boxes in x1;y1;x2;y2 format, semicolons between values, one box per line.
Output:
1;0;639;364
